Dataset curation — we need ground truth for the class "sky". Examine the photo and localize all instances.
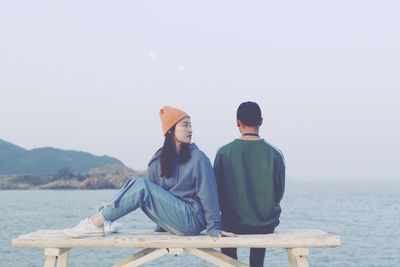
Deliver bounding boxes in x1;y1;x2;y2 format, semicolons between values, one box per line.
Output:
1;1;399;181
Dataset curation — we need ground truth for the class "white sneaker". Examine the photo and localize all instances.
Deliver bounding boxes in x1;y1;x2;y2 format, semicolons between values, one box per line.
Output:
104;221;122;234
63;218;105;238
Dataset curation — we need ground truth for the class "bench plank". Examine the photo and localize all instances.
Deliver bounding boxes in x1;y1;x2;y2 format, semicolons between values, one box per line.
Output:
12;230;340;248
13;229;340;267
12;229;340;249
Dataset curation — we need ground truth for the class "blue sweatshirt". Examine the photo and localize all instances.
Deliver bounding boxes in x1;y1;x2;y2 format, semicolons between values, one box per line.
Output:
148;143;222;236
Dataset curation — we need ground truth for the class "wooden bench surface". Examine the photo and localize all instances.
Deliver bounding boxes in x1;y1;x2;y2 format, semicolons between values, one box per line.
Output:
12;229;340;249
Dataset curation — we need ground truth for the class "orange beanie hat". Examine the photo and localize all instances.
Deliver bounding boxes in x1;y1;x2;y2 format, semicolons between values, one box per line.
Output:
159;106;190;136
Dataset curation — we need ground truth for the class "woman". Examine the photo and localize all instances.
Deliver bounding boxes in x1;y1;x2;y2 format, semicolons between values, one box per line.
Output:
64;106;234;237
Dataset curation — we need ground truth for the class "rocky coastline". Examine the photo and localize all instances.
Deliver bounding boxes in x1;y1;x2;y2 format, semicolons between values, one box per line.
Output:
0;163;147;190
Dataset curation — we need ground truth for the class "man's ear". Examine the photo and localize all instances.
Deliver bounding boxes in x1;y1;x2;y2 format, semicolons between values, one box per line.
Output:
259;118;263;126
236;120;241;127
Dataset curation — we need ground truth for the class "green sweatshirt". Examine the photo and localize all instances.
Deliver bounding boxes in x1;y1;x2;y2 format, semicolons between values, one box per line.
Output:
213;139;285;232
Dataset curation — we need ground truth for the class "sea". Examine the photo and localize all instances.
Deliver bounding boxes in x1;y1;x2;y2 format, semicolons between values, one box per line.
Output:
1;180;399;267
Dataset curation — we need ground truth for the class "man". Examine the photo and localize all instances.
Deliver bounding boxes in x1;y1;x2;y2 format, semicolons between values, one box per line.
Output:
214;101;285;267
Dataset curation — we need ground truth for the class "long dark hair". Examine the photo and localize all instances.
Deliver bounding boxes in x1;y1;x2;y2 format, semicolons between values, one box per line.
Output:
160;125;191;178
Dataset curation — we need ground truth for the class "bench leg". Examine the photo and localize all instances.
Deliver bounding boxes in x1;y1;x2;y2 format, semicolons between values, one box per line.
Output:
186;248;248;267
112;248;168;267
44;248;70;267
287;248;309;267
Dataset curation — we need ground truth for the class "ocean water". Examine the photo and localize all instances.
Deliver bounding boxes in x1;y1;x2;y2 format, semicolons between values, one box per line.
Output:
1;180;399;266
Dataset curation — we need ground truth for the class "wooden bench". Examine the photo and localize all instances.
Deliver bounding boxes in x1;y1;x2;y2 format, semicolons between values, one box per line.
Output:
12;229;340;267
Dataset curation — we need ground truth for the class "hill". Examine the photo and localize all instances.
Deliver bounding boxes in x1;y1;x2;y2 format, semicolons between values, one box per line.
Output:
0;139;123;175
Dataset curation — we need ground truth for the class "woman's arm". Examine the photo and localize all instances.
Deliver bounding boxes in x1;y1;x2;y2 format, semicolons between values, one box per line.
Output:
195;156;224;236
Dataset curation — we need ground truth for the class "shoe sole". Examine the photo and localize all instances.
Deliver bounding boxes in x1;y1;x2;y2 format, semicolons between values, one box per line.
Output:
63;229;105;238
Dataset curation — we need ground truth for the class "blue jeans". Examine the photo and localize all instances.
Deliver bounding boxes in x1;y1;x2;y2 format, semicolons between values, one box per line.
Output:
98;178;204;236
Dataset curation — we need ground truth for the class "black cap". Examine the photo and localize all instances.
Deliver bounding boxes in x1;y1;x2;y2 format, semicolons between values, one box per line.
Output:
236;101;262;126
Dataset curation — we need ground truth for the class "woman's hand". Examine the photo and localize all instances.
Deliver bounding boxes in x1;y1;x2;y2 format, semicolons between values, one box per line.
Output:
218;231;237;237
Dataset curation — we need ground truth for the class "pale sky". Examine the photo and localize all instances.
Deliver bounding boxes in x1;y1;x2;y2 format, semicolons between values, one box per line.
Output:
1;1;399;180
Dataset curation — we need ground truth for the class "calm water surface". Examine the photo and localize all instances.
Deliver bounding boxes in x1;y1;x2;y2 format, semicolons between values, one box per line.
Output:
1;180;399;266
